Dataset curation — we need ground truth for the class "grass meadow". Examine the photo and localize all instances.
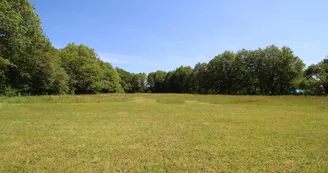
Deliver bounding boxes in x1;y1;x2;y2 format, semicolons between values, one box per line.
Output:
0;94;328;172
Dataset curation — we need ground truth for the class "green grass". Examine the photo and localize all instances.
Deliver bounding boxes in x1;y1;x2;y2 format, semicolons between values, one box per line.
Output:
0;94;328;172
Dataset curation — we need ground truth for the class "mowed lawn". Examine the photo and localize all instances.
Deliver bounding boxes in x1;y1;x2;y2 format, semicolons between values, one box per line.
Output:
0;94;327;172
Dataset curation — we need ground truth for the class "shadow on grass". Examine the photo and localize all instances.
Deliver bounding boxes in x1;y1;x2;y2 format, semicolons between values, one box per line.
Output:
0;94;132;104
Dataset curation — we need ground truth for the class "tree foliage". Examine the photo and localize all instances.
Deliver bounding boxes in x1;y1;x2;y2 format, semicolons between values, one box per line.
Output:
148;70;167;93
0;0;68;95
0;0;122;95
305;58;328;95
59;44;122;94
116;68;147;93
0;0;326;96
147;46;308;95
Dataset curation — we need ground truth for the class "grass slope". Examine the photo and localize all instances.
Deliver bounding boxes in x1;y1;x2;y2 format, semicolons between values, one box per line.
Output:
0;94;327;172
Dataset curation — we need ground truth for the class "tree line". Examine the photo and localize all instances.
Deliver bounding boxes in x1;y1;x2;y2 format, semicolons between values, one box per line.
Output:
1;0;327;96
148;48;327;95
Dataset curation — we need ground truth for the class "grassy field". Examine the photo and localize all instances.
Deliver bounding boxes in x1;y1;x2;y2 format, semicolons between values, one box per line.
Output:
0;94;328;172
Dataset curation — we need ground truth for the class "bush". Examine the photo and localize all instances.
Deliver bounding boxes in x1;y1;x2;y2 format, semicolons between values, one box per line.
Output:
2;86;17;97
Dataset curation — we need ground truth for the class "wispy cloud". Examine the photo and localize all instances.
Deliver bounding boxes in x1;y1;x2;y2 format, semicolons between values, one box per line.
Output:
97;46;212;73
98;52;132;64
52;42;66;49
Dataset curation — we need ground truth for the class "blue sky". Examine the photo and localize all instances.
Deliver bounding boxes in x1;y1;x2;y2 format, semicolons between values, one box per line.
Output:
31;0;328;73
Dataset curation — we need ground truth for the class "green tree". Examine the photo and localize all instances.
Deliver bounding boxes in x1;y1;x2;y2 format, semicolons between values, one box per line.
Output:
305;58;328;95
29;45;69;94
262;45;281;95
60;43;122;94
237;49;257;94
257;45;305;95
189;63;208;93
0;57;12;93
276;46;305;94
208;51;238;94
116;68;134;93
98;62;123;93
165;66;193;93
131;73;147;93
147;70;167;93
0;0;69;95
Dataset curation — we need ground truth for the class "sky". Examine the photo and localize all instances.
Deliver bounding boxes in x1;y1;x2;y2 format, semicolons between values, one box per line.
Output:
30;0;328;73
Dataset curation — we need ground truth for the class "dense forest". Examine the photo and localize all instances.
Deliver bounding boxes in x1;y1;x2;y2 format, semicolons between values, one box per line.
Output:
1;0;327;96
